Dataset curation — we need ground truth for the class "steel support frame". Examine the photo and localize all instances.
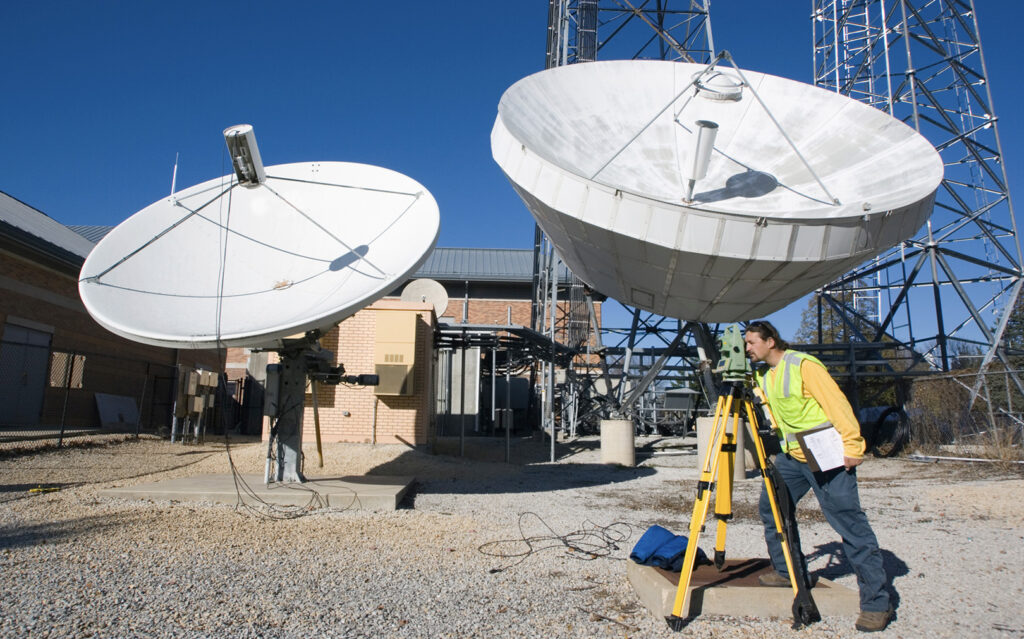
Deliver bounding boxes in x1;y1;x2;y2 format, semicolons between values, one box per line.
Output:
811;0;1024;404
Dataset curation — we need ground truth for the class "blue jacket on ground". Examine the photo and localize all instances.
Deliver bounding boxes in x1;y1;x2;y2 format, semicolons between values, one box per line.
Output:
630;525;706;572
629;525;674;564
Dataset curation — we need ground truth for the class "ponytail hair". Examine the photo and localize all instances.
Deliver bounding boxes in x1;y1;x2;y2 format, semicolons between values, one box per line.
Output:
746;320;790;351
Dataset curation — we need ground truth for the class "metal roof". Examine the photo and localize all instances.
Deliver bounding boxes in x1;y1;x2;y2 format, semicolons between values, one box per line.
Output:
0;190;95;268
413;247;571;283
67;225;114;244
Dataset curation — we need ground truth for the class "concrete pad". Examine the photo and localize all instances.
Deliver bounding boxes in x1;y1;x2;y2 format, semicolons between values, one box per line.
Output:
628;557;860;620
100;474;413;511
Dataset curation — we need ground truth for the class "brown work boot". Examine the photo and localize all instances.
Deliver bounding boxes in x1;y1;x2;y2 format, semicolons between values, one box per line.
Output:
855;607;893;632
758;571;790;587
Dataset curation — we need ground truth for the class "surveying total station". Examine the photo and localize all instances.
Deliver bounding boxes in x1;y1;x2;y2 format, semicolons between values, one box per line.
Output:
667;324;820;631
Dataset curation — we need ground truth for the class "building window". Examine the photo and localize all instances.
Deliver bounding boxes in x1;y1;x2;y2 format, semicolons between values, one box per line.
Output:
49;352;85;389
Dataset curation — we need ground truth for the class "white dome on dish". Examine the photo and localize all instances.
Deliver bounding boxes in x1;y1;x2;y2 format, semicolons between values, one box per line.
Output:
80;153;439;349
491;59;943;322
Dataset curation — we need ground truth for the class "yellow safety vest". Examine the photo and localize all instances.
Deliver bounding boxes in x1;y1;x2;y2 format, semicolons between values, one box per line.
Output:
755;350;831;453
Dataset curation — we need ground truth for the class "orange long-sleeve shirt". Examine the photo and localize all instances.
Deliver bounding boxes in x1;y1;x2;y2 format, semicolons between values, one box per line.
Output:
762;358;866;462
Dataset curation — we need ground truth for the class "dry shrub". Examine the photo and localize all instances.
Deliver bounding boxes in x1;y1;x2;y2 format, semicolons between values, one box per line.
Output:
906;376;970;450
959;424;1024;475
907;374;1023;473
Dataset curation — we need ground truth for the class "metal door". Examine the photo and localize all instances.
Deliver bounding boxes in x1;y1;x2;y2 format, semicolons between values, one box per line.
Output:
0;324;52;426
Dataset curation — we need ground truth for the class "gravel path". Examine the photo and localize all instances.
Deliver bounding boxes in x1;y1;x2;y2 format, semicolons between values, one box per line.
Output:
1;434;1022;638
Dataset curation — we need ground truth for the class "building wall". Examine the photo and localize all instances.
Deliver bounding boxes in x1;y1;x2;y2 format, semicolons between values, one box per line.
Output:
0;249;221;429
251;300;436;445
225;347;255;382
436;296;602;333
439;297;533;327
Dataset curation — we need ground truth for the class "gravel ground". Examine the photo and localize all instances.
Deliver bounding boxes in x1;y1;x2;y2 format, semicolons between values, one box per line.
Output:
1;433;1022;638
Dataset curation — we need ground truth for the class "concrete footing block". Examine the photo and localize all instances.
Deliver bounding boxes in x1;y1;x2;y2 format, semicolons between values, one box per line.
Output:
627;558;860;620
600;419;635;466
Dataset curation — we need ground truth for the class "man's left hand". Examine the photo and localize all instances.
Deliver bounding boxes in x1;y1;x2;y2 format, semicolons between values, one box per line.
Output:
844;456;863;470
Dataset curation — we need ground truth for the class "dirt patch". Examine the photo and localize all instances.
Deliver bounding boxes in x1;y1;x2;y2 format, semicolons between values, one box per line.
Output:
598;485;828;525
919;478;1024;525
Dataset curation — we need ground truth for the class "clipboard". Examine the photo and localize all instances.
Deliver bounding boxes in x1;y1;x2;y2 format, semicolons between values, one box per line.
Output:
794;424;845;472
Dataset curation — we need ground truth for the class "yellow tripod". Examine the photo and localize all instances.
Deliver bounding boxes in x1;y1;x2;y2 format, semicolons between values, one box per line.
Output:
667;379;820;630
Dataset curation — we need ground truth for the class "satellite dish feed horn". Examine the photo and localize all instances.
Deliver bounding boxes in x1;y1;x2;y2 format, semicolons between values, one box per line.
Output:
224;124;266;186
685;120;718;203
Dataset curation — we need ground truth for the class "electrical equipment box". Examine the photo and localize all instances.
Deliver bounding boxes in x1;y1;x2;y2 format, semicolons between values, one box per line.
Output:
175;369;198;418
264;364;282;416
374;311;417;396
449;346;480;414
665;388;699;411
200;370;217;387
186;370;199;395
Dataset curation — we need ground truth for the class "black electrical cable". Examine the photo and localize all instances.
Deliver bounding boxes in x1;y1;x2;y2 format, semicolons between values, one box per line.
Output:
208;151;357;521
478;511;632;573
222;394;341;520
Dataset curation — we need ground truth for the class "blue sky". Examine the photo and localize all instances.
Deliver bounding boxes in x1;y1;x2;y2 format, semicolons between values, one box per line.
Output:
3;2;1022;337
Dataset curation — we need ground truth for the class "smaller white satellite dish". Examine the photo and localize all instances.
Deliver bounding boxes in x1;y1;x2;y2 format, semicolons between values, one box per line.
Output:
79;126;440;349
400;278;449;317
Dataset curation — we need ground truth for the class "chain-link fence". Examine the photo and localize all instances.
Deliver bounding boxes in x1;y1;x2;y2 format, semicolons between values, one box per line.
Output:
0;338;243;450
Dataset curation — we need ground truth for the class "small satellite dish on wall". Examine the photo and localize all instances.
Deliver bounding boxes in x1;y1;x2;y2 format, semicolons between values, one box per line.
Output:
400;278;449;317
491;59;943;321
79;125;440;349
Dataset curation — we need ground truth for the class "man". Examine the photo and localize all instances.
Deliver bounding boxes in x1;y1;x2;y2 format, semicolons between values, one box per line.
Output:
744;320;892;633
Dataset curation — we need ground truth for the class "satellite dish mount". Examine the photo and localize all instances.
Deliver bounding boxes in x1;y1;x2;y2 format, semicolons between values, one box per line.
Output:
262;330;380;484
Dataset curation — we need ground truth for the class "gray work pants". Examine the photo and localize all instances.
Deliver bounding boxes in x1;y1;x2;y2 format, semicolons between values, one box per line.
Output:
759;452;890;613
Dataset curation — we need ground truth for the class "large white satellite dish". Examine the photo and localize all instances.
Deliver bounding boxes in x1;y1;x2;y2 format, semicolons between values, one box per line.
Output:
491;59;943;321
80;126;440;349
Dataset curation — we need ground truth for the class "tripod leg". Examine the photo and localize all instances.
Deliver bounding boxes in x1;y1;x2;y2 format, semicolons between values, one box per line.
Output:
743;399;821;629
712;404;739;570
667;392;731;629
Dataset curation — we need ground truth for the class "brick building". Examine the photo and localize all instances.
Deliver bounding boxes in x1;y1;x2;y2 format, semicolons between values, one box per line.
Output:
0;194;601;446
302;300;436;445
225;247;602;447
0;191;221;433
227;248;539;446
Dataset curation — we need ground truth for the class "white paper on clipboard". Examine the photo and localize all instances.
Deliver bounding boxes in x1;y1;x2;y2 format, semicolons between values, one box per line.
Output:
797;426;845;472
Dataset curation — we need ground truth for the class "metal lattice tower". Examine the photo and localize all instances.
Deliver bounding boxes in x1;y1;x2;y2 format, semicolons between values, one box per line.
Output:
812;0;1023;381
534;1;714;437
546;0;713;66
